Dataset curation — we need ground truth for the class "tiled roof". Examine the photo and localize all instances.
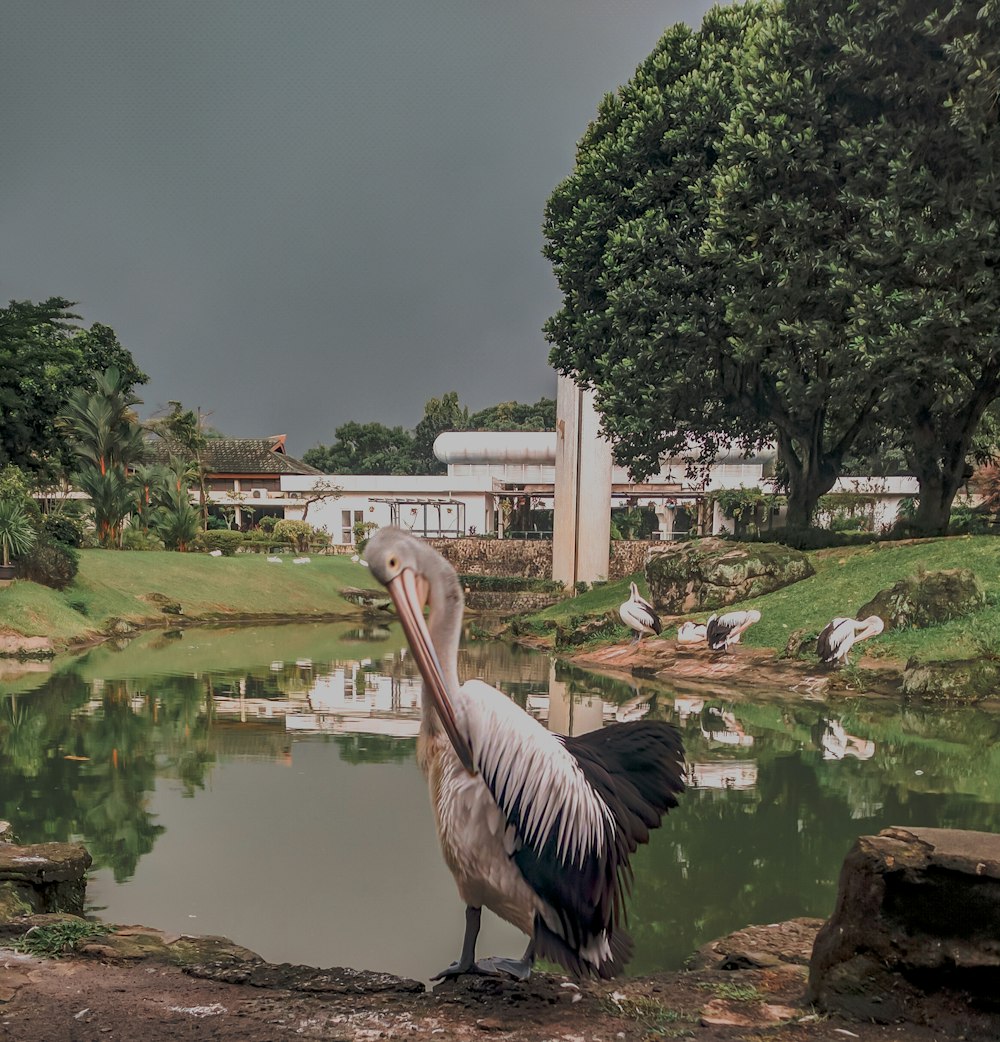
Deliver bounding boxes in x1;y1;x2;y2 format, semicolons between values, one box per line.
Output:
146;435;322;475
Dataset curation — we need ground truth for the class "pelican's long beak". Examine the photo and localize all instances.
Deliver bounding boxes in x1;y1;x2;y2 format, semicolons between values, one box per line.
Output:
387;569;476;775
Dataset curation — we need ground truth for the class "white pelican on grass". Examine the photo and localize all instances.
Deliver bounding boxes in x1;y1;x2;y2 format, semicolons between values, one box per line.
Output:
705;610;761;652
816;616;884;665
364;528;685;981
619;582;662;645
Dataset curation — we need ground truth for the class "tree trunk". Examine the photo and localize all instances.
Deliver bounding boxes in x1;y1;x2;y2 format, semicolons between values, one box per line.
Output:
906;413;976;537
778;431;840;531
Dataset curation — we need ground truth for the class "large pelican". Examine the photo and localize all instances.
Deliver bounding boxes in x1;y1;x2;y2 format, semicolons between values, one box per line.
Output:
365;528;685;981
619;582;662;644
705;609;761;652
816;615;884;665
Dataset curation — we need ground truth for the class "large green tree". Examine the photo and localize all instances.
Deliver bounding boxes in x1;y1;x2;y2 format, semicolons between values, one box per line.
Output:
467;397;556;431
303;421;417;474
0;299;147;477
545;0;1000;533
707;0;1000;533
544;5;773;501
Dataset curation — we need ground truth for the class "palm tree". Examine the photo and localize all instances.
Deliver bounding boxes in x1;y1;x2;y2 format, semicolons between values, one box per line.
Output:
60;366;147;546
0;497;36;571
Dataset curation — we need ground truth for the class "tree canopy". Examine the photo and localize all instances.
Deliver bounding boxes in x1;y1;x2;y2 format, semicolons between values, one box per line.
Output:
0;299;147;478
303;394;556;475
544;0;1000;533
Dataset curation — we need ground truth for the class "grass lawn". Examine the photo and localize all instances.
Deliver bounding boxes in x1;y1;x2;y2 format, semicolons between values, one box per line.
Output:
522;535;1000;664
0;550;374;645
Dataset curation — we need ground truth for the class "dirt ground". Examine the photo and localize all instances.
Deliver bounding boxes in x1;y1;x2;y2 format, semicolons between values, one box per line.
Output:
1;918;996;1042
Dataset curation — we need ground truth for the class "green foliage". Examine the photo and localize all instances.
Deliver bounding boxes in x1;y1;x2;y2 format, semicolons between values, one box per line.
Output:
16;531;79;589
0;298;146;477
120;526;165;551
14;919;111;958
696;981;764;1002
258;514;279;533
304;395;555;476
0;497;37;567
603;995;696;1038
61;366;147;547
150;483;200;551
273;519;314;552
193;530;245;555
467;397;555;431
40;513;84;547
544;0;1000;534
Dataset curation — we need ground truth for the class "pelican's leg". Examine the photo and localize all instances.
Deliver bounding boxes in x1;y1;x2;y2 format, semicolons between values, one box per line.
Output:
432;905;483;980
432;907;534;982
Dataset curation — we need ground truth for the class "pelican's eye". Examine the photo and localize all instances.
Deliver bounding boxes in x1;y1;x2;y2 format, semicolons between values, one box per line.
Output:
388;556;398;571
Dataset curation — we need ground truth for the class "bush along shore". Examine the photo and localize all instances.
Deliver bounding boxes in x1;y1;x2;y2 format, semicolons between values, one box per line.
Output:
506;535;1000;704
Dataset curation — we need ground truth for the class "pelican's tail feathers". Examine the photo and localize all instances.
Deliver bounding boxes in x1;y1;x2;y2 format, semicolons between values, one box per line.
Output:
532;915;634;980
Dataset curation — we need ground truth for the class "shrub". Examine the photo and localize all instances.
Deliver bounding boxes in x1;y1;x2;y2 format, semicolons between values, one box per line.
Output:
273;519;314;552
40;513;85;547
193;530;246;556
121;527;165;551
258;515;279;533
16;533;79;589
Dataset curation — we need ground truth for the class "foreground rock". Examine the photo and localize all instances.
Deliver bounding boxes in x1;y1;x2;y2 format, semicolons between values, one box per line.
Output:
645;538;814;613
809;826;1000;1033
0;841;91;918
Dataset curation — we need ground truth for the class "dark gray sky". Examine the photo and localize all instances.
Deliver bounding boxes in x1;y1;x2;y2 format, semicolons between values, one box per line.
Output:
4;1;716;454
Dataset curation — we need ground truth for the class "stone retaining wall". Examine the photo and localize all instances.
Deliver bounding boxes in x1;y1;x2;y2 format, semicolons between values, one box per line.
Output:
430;538;553;578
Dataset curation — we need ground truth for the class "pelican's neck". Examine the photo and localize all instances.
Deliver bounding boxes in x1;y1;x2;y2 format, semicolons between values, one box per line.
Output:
422;556;464;725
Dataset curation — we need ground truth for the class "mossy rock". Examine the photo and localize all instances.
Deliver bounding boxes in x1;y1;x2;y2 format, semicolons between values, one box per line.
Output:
901;658;1000;703
644;538;814;613
858;568;986;630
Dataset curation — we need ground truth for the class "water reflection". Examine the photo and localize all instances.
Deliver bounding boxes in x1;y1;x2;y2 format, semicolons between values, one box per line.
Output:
2;622;1000;978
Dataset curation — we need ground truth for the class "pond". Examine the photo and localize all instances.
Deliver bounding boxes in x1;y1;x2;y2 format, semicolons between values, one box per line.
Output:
2;621;1000;982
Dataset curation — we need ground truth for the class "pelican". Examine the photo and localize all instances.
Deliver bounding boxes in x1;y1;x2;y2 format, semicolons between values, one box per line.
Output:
676;622;707;645
816;615;884;665
619;582;662;644
705;609;761;652
364;528;685;981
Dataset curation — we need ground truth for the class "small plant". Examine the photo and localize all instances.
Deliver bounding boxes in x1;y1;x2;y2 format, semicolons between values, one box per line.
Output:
68;598;90;616
696;981;765;1002
603;995;696;1037
14;919;111;957
0;497;37;569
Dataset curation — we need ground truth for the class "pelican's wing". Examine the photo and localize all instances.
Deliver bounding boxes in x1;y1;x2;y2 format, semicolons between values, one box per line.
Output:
816;618;852;661
621;599;662;635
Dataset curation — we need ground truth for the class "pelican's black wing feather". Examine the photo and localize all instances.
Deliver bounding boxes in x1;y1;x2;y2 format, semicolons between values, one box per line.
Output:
509;720;685;977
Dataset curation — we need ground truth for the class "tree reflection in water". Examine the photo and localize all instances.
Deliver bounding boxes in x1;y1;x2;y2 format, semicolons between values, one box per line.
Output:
2;621;1000;971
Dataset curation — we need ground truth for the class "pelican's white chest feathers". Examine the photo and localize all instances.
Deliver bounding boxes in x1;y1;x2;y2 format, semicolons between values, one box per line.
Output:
416;679;615;938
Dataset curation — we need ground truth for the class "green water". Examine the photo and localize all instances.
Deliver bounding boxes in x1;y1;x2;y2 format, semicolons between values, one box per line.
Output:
2;621;998;980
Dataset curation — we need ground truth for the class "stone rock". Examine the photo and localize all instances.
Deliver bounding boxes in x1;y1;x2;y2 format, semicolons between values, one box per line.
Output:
187;960;425;995
857;568;986;630
689;917;823;971
0;821;15;843
645;539;814;613
809;826;1000;1031
139;592;183;615
0;842;92;916
901;658;1000;703
339;586;392;612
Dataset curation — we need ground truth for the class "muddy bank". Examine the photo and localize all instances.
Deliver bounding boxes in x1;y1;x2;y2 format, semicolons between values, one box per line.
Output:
0;916;984;1042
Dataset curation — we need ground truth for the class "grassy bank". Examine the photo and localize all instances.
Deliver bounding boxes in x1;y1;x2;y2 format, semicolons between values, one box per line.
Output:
0;550;374;647
522;535;1000;664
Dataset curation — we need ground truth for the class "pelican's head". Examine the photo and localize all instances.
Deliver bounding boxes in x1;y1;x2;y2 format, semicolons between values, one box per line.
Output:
746;610;762;624
859;615;885;637
629;581;640;600
364;527;474;773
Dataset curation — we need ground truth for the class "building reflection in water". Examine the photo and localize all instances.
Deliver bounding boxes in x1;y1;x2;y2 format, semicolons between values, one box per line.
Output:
73;642;876;796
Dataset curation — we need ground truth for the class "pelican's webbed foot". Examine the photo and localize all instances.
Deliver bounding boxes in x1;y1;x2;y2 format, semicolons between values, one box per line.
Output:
431;956;532;982
432;907;534;982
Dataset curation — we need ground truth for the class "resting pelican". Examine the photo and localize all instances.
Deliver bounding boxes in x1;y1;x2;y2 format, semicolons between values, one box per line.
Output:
364;528;685;981
619;582;662;644
816;615;884;665
705;609;761;652
676;621;707;645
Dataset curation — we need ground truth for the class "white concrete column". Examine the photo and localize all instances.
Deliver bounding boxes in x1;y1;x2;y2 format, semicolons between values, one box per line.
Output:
552;374;612;588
